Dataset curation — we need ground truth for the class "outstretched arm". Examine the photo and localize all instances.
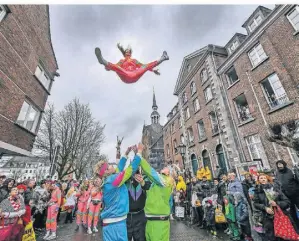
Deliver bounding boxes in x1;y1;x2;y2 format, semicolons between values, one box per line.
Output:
112;144;144;187
140;158;165;187
116;147;132;173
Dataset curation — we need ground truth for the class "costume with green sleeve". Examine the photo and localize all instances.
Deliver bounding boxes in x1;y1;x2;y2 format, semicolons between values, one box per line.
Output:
140;158;174;241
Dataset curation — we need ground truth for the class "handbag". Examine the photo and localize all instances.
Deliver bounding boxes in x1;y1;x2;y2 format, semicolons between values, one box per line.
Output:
215;205;226;224
22;221;36;241
273;206;299;240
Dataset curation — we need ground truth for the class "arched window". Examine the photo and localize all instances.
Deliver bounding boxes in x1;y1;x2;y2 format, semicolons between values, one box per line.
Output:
200;68;208;83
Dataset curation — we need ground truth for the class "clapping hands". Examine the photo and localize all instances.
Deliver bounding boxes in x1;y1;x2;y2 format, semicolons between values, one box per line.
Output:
125;143;144;156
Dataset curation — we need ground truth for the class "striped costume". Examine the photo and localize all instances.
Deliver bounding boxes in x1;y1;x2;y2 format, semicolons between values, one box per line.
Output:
87;188;102;228
76;189;90;225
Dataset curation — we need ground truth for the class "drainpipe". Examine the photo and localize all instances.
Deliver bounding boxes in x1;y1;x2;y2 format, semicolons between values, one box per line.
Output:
211;45;247;167
245;71;280;167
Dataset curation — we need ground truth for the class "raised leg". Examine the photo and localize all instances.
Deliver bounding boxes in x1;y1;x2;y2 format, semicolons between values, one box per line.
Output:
95;48;108;66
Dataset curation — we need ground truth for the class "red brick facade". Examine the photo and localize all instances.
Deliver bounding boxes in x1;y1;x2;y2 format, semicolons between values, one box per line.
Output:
0;5;58;155
164;5;299;176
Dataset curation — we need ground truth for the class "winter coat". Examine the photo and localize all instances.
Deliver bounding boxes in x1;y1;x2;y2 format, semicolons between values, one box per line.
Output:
186;182;192;201
276;160;299;197
200;181;211;198
224;195;236;222
205;205;216;226
228;179;243;195
234;192;249;225
253;184;290;220
217;181;227;204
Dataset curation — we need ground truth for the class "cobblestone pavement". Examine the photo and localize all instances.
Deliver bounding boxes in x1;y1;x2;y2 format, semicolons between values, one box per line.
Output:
36;217;232;241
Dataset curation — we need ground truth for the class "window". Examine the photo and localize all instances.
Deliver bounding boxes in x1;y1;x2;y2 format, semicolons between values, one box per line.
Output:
0;5;8;23
180;134;185;144
288;147;299;165
234;94;252;122
166;144;170;157
178;116;182;128
287;6;299;31
185;107;190;120
170;123;175;133
204;86;213;102
229;40;239;53
25;170;28;173
16;101;40;132
190;82;196;95
261;73;289;108
245;134;267;162
209;111;219;135
248;15;263;32
187;127;194;143
29;170;32;173
35;65;51;90
248;43;267;67
197;120;206;140
193;98;200;112
200;68;208;83
173;139;177;149
226;66;239;86
182;92;188;104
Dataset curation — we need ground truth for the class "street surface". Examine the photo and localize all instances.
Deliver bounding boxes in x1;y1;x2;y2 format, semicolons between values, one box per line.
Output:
36;216;231;241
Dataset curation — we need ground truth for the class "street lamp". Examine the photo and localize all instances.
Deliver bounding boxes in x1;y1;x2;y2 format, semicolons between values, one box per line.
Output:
175;143;186;178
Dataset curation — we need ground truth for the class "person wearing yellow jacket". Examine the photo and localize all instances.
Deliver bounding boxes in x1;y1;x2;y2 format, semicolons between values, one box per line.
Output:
197;166;205;181
205;166;212;181
176;176;186;192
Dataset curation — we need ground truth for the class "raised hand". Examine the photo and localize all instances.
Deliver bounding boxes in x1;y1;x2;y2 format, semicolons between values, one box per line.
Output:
132;145;138;155
137;143;144;154
125;146;132;156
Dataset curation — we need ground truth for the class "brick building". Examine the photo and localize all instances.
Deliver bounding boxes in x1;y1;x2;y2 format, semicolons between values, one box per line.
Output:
0;5;59;157
164;4;299;177
218;5;299;171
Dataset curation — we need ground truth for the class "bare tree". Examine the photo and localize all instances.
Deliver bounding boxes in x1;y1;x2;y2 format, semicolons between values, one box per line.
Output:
268;120;299;157
35;98;106;180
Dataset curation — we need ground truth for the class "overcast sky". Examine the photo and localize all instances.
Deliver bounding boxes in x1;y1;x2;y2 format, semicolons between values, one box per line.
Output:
48;4;273;161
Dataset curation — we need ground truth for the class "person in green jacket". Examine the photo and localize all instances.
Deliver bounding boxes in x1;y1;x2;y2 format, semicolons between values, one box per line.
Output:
224;195;240;241
140;158;175;241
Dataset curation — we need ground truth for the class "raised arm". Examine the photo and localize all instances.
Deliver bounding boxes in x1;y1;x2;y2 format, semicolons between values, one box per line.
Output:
140;158;165;187
112;144;144;187
116;146;132;173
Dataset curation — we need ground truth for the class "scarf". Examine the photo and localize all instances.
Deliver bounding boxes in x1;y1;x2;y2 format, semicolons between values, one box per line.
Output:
8;196;20;211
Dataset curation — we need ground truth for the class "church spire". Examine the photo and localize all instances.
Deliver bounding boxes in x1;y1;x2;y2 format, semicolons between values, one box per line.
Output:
151;87;160;124
152;87;158;111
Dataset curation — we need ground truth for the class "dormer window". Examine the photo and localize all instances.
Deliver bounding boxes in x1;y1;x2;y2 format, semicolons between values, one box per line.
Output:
229;40;239;54
190;81;196;95
0;5;8;23
248;15;263;32
200;68;208;84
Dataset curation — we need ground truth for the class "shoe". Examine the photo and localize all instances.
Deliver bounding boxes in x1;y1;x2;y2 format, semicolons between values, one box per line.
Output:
95;48;108;66
47;232;56;240
87;227;92;234
75;225;79;231
227;230;231;235
170;214;174;220
224;228;229;233
93;226;98;233
43;231;51;240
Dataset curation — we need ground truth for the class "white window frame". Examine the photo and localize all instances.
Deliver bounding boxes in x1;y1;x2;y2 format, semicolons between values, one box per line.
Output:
193;98;200;112
230;40;239;53
204;86;213;102
209;112;219;134
185;107;190;119
226;66;239;86
287;147;299;165
0;5;8;23
248;43;268;67
16;101;40;133
190;81;196;95
197;120;206;140
178;116;182;128
248;15;263;32
180;135;185;145
187;128;194;143
34;65;51;91
287;5;299;31
200;68;208;83
261;73;288;108
245;134;268;162
182;92;188;104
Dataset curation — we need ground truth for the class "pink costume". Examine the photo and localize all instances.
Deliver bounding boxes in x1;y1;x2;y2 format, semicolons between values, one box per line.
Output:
76;189;90;225
87;187;102;228
46;187;61;232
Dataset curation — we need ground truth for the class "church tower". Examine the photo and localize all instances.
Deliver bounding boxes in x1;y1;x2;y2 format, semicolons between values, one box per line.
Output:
151;88;160;124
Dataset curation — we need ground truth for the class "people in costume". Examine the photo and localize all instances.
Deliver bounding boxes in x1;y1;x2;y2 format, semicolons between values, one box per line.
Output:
176;176;186;192
95;43;169;84
87;178;103;234
140;159;174;241
63;185;77;224
44;182;61;240
75;180;90;231
94;144;144;241
126;168;151;241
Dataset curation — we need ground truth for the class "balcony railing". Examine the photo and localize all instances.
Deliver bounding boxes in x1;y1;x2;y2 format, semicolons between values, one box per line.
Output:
268;94;289;108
